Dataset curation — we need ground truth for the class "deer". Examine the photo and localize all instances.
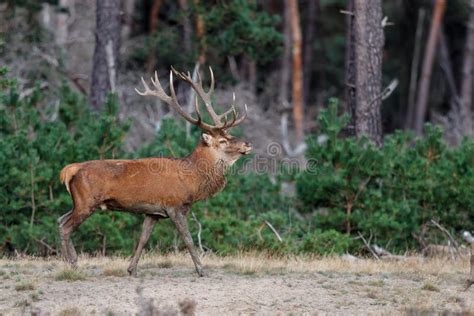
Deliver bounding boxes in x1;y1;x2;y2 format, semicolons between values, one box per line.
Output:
58;67;251;277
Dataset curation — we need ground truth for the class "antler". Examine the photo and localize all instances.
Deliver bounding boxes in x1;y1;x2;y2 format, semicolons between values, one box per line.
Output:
136;67;247;133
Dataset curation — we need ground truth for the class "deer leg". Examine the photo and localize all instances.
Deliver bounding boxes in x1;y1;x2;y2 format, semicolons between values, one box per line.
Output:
58;210;73;262
128;215;158;276
59;208;93;266
167;207;205;277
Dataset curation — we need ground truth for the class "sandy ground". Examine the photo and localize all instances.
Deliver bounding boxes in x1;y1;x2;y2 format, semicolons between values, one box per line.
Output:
0;253;472;315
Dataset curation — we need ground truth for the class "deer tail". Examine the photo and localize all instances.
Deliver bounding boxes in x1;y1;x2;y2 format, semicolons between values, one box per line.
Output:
60;163;82;194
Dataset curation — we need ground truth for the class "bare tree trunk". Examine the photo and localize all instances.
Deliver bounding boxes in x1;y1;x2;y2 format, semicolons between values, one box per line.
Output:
146;0;162;74
353;0;384;146
344;0;356;136
414;0;446;135
406;8;425;130
303;0;317;107
193;0;206;65
280;1;291;106
178;0;192;55
288;0;304;144
122;0;136;39
56;0;73;46
461;0;474;136
90;0;122;111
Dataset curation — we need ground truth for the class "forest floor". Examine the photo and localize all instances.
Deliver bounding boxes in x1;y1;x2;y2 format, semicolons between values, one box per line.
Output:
0;253;472;315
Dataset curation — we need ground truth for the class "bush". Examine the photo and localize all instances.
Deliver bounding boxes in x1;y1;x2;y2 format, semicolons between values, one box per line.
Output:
297;99;474;253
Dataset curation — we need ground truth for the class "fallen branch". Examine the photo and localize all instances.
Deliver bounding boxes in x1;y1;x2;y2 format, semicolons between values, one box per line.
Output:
430;219;460;258
357;232;380;260
372;244;407;261
265;220;283;242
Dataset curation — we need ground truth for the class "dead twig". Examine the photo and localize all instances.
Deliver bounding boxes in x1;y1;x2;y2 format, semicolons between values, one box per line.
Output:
430;219;460;257
357;232;380;260
265;220;283;242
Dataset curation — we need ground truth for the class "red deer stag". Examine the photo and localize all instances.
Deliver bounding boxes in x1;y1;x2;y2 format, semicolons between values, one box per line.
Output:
58;67;251;276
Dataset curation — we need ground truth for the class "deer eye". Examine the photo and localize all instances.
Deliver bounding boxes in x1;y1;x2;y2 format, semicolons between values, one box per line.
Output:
219;139;228;144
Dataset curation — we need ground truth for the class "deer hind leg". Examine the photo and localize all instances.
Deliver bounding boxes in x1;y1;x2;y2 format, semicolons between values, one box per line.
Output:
128;215;158;277
167;207;205;277
58;206;94;266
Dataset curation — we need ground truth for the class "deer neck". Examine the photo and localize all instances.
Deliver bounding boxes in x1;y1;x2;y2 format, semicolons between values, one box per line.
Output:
186;143;227;199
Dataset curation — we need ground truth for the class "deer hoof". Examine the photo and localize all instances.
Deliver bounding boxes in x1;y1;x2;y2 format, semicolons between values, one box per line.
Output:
127;267;138;277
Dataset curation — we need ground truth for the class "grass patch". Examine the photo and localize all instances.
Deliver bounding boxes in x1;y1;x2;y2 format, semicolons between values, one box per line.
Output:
103;268;127;277
368;280;385;287
421;283;440;292
156;260;173;269
13;299;30;308
58;307;81;316
15;281;35;291
55;268;86;282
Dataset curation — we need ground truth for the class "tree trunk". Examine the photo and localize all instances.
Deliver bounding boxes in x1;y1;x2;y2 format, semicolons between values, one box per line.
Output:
122;0;136;39
193;0;206;65
90;0;122;111
406;8;425;130
279;1;291;107
178;0;192;55
146;0;162;74
461;0;474;136
353;0;384;146
344;0;356;136
414;0;446;135
303;0;317;107
288;0;304;144
56;0;73;46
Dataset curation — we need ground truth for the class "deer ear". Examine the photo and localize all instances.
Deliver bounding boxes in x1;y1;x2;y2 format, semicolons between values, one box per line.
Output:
201;133;213;146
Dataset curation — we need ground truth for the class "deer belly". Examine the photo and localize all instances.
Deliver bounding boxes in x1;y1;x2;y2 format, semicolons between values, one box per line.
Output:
103;199;168;217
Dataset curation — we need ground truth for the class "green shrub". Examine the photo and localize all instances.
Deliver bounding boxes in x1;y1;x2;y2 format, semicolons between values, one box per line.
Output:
297;99;474;253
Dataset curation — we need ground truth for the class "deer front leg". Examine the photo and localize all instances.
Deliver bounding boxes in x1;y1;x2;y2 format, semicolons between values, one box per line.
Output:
128;215;158;277
167;207;205;277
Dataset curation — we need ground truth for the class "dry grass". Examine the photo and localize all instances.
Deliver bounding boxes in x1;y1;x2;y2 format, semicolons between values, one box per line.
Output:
54;268;87;282
15;281;35;291
0;253;471;314
0;252;469;276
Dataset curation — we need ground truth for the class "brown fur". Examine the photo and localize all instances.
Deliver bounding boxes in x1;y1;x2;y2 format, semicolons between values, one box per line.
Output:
58;131;251;276
59;67;251;276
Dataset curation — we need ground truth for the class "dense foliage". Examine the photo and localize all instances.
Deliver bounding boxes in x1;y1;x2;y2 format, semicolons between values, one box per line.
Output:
1;71;472;257
297;99;474;252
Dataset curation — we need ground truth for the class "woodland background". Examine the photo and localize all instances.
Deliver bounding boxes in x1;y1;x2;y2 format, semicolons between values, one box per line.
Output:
1;0;474;257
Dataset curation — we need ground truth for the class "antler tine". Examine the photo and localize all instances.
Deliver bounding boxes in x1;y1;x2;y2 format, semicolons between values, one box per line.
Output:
171;66;221;126
223;104;248;130
222;106;238;129
135;77;152;95
135;70;216;133
207;67;215;96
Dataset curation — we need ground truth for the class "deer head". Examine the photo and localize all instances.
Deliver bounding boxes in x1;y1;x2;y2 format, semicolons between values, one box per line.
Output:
135;67;252;166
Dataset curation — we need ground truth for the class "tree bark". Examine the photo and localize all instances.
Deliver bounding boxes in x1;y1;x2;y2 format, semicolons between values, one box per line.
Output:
146;0;162;74
461;0;474;136
279;1;291;107
414;0;446;135
303;0;317;107
193;0;206;65
288;0;304;144
344;0;356;136
353;0;384;146
90;0;122;111
121;0;136;39
406;8;425;130
178;0;192;55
